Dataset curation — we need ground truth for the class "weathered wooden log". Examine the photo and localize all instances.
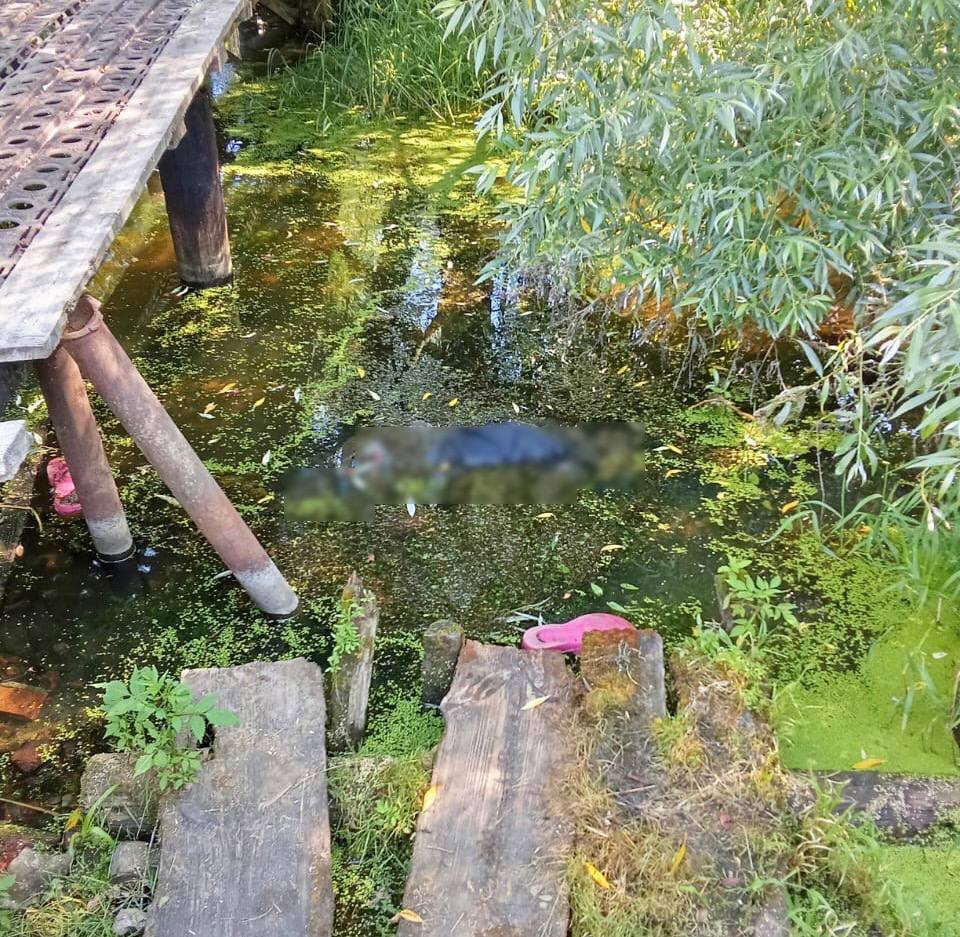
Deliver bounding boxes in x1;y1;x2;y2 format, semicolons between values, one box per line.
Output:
789;770;960;840
421;618;463;707
398;642;575;937
328;573;378;751
158;87;232;288
146;659;333;937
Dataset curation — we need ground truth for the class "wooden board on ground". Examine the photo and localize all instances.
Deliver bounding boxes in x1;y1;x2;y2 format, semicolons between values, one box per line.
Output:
145;658;333;937
0;421;32;482
397;641;575;937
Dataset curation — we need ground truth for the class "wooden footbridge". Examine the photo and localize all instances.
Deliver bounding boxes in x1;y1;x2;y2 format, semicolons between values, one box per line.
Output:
0;0;298;615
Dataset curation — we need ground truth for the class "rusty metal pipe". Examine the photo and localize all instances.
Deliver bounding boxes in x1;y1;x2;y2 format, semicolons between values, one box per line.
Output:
61;295;298;617
35;346;134;562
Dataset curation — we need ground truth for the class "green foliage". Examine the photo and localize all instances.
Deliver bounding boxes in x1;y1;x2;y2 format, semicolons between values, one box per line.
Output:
360;694;443;758
64;786;116;858
97;667;239;791
329;599;363;675
718;556;799;653
267;0;485;122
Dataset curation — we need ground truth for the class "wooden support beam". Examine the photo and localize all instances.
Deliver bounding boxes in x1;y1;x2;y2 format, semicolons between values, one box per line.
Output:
35;346;134;561
158;87;232;288
61;295;298;617
328;572;378;751
0;420;31;482
146;659;334;937
398;642;575;937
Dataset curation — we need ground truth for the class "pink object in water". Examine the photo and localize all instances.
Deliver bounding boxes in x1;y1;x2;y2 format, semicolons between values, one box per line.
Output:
46;457;83;517
521;612;636;654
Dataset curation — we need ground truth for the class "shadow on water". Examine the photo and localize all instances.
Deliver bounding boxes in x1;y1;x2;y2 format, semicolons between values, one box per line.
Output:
0;110;804;805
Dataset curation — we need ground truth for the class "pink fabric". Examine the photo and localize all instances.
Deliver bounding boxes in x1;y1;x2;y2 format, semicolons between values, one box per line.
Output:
47;457;83;517
521;612;636;654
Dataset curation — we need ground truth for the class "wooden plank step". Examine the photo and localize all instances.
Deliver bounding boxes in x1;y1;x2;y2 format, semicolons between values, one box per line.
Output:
145;658;333;937
0;420;32;482
398;641;575;937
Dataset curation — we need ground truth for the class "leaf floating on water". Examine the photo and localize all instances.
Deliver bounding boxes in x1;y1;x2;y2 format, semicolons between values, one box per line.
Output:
217;382;237;395
535;512;555;520
421;785;437;812
422;391;433;400
670;842;686;874
780;500;800;515
932;651;948;660
590;582;604;596
369;390;381;401
521;695;550;711
600;544;625;553
357;366;366;378
293;386;302;403
154;494;182;508
665;443;683;455
252;397;266;410
616;364;630;375
241;331;257;339
584;861;611;890
261;450;272;466
257;493;275;505
406;499;416;517
448;397;459;408
512;402;520;414
665;468;682;478
397;909;424;924
198;412;215;420
203;402;217;414
852;757;886;770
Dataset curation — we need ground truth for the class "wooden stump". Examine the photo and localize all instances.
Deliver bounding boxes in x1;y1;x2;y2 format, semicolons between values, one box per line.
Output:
398;642;575;937
145;659;333;937
421;619;463;707
328;573;379;751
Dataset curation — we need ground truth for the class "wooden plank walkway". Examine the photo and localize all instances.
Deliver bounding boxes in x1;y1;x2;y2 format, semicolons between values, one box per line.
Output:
0;0;250;362
398;641;575;937
145;658;334;937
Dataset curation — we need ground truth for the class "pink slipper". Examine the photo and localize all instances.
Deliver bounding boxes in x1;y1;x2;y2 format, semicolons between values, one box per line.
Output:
521;612;636;654
47;457;83;517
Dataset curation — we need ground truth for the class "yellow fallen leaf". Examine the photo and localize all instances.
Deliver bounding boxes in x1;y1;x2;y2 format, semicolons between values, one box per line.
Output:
257;493;275;505
421;785;437;812
65;808;82;832
448;397;459;408
357;366;366;378
670;841;686;874
600;544;625;553
665;443;683;455
780;500;800;515
852;757;886;770
217;382;237;394
521;695;550;711
665;469;682;478
584;861;611;889
580;217;592;234
422;391;433;400
616;364;630;375
535;512;555;520
397;909;424;924
369;390;381;401
512;402;520;414
633;380;648;389
252;396;266;410
203;402;216;414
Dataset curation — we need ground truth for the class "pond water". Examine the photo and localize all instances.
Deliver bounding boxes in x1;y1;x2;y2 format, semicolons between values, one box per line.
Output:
1;80;957;811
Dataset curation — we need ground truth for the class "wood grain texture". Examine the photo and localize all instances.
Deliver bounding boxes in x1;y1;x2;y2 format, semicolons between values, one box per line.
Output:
0;420;32;481
145;658;333;937
398;641;575;937
0;0;252;362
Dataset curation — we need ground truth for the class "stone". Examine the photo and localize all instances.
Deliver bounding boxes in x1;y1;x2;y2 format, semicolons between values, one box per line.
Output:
0;848;72;909
0;824;51;872
109;841;158;885
421;619;464;707
113;907;148;936
10;738;44;773
80;753;159;840
0;681;48;720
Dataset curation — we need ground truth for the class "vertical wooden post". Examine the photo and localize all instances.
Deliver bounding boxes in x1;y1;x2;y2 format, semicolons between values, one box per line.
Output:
328;572;378;751
158;87;232;288
35;346;134;562
61;295;298;618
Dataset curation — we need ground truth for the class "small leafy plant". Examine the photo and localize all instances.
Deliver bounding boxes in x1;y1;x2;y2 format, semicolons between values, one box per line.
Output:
718;556;799;653
98;667;239;791
329;598;362;675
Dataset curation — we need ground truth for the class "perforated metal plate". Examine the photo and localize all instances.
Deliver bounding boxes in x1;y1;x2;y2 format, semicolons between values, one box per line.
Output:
0;0;198;283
